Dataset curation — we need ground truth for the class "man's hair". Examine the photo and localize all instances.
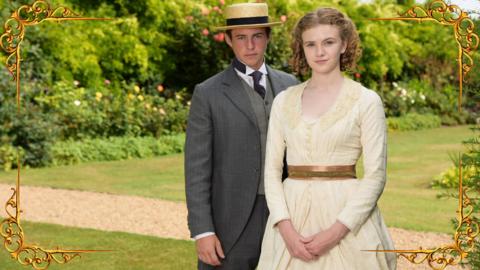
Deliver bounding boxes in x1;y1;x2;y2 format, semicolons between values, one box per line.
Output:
225;27;272;40
290;7;361;75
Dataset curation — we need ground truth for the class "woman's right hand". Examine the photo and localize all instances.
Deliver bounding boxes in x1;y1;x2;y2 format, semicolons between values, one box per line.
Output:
277;219;315;261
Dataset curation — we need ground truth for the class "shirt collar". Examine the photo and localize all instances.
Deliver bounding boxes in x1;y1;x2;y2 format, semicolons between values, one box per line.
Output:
233;58;268;75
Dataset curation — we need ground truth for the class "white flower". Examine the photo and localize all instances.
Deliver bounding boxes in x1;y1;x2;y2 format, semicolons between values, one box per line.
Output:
420;94;426;100
73;80;80;87
400;88;407;97
74;100;81;106
392;82;398;88
411;99;415;104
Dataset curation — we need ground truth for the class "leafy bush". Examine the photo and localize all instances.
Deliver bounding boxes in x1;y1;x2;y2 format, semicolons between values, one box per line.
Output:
50;134;185;166
0;144;22;171
10;109;58;168
379;79;473;125
387;113;441;131
432;126;479;268
431;165;476;189
0;90;59;168
34;81;189;139
0;68;188;169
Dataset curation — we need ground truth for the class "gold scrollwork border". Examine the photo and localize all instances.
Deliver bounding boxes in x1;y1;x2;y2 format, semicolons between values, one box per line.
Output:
370;0;479;110
366;1;480;269
1;1;110;269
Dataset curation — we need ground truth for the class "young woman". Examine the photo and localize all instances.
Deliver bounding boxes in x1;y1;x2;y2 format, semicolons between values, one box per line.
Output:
257;8;396;269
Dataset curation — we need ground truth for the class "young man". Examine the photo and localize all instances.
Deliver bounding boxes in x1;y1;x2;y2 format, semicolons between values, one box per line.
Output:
185;3;298;269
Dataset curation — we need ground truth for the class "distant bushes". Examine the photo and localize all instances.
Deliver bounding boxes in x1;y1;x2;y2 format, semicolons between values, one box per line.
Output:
0;134;185;170
387;113;441;131
51;134;185;166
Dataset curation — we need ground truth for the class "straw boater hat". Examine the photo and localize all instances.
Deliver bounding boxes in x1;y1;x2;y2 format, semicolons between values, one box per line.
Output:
214;3;282;31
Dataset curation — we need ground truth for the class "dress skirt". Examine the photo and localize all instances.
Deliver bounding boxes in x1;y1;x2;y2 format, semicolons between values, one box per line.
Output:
257;178;397;270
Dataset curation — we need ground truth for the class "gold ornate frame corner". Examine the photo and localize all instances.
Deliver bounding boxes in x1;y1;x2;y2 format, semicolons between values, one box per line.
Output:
367;1;479;269
0;1;111;269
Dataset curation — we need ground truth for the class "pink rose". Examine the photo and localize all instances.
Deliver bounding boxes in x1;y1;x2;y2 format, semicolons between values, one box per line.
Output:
202;28;209;36
214;32;225;42
201;7;210;16
157;84;164;92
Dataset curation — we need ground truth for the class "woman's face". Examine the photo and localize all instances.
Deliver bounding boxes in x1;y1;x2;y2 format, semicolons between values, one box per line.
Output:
301;24;346;75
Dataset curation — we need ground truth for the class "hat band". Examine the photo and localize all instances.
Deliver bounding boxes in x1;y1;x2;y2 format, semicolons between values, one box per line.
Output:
226;16;269;26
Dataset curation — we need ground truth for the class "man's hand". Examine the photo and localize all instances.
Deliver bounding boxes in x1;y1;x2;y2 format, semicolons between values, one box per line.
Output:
301;220;350;257
196;234;225;266
277;219;314;261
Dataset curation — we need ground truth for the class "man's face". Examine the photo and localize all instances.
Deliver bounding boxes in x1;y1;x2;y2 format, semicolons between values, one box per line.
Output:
225;27;269;70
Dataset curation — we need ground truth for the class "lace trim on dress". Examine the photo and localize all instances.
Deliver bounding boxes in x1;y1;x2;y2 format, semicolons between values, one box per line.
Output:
282;78;362;131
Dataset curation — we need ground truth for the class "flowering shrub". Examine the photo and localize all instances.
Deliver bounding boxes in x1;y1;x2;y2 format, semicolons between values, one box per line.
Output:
379;79;471;125
34;80;189;140
0;68;189;169
431;165;476;189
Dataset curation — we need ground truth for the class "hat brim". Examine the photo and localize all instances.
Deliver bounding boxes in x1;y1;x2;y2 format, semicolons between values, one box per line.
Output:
213;21;282;31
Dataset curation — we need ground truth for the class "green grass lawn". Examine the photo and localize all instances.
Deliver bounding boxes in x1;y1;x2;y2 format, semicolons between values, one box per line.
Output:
0;154;185;201
0;221;196;270
380;125;473;233
0;125;475;233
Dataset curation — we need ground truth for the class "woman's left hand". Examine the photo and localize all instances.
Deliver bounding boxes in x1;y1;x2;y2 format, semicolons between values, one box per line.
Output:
301;220;350;257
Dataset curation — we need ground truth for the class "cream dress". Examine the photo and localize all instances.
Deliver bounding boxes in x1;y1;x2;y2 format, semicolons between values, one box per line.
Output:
257;78;397;270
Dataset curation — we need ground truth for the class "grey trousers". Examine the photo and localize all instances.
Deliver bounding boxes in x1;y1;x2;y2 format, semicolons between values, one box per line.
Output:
198;195;269;270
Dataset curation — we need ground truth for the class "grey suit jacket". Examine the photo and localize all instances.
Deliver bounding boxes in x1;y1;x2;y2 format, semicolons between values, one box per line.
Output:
185;64;298;254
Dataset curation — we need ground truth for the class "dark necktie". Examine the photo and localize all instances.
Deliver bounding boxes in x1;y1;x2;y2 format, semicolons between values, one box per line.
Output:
232;58;266;99
249;70;266;99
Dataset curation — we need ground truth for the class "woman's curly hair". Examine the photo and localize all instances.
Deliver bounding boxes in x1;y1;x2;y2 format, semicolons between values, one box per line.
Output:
290;8;362;76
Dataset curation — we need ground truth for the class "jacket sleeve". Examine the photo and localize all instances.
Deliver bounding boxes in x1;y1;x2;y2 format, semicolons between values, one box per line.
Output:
185;84;215;237
264;94;291;226
337;91;387;234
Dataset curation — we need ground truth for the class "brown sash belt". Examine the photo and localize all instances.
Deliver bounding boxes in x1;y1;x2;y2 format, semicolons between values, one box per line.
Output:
288;165;356;180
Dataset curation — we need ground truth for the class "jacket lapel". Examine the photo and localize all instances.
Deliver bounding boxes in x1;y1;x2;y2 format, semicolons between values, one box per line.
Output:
266;65;288;97
221;65;258;127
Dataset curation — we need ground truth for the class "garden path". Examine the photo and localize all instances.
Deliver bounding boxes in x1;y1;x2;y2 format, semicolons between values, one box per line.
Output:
0;184;470;270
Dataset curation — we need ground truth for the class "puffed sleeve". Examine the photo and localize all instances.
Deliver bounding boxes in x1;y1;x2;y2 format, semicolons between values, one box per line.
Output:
264;93;291;226
337;90;387;234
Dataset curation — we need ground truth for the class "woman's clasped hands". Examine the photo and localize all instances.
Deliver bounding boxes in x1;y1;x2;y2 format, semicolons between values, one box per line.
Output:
277;219;350;261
